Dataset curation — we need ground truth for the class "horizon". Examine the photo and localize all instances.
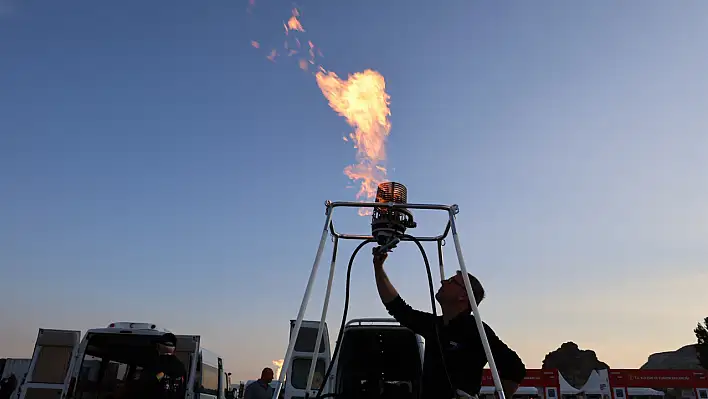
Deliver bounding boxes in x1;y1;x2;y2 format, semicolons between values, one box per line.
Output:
0;320;697;382
1;0;707;383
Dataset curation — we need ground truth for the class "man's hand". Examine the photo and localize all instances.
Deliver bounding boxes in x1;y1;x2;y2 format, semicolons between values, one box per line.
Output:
373;247;388;269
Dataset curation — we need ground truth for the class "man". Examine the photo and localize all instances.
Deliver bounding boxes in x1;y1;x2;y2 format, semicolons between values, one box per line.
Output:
0;374;18;399
244;368;274;399
373;250;526;399
128;332;188;399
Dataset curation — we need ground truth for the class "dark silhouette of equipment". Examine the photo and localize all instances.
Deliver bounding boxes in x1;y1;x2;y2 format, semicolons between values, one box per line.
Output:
371;182;416;253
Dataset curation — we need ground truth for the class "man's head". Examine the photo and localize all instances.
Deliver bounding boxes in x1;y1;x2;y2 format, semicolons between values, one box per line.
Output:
260;367;274;384
156;333;177;355
435;270;485;314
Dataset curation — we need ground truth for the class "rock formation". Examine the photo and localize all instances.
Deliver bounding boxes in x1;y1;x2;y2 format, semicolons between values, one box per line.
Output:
640;345;702;370
542;342;610;388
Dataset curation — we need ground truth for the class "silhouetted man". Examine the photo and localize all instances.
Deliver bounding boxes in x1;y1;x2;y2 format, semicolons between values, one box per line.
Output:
130;333;187;399
244;368;274;399
373;250;526;399
0;374;18;399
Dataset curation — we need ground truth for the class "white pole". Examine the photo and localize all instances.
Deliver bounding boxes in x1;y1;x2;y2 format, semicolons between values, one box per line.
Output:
271;207;333;399
305;237;339;394
437;240;445;281
448;207;506;399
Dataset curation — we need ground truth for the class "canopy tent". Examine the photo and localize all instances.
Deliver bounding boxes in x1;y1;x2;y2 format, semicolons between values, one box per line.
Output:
580;370;610;395
580;370;665;397
597;369;665;396
559;373;581;395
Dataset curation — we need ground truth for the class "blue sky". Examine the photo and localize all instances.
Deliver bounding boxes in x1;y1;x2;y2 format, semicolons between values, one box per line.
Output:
1;0;707;382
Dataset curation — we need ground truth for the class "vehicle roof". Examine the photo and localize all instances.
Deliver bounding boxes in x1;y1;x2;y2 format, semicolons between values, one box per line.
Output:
86;328;168;336
83;322;226;370
87;322;171;335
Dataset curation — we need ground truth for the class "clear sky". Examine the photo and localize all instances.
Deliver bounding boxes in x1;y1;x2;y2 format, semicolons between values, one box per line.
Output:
1;0;707;383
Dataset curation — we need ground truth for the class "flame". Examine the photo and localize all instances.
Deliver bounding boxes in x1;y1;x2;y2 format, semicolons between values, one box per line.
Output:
252;8;322;69
247;6;392;215
272;359;284;379
315;69;391;215
286;9;305;32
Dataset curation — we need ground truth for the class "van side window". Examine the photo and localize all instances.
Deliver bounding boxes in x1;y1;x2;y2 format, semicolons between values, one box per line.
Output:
74;355;133;399
200;363;219;396
294;327;326;353
290;358;326;389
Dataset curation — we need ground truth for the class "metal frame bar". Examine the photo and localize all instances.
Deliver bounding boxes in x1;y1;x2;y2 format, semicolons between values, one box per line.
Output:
328;200;453;242
271;201;507;399
437;239;445;282
304;236;339;393
345;317;399;327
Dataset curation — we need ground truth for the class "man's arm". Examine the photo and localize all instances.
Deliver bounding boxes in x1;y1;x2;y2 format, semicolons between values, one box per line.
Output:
373;251;434;335
483;324;526;398
176;360;188;396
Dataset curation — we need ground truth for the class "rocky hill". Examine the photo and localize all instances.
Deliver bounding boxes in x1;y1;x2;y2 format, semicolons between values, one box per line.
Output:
542;342;610;388
640;345;702;369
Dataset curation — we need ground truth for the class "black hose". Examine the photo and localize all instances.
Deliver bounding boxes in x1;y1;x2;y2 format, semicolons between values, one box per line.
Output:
401;235;437;318
313;238;375;399
402;235;456;397
313;235;455;398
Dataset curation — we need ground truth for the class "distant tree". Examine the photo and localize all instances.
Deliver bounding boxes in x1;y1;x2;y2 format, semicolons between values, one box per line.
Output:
694;317;708;369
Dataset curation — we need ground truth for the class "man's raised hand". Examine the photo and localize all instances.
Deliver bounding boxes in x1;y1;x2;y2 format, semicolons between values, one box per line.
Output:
373;247;388;269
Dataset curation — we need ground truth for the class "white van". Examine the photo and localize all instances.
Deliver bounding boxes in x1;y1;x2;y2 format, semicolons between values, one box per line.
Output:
281;318;424;399
18;322;230;399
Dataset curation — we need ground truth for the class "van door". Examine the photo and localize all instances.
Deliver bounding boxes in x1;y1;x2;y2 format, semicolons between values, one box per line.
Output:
283;320;331;399
217;358;224;399
176;335;200;399
18;329;81;399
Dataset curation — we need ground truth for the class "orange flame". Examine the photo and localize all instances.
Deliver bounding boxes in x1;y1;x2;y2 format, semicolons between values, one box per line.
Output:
272;359;284;379
250;8;323;73
247;6;391;215
286;8;305;32
315;69;391;215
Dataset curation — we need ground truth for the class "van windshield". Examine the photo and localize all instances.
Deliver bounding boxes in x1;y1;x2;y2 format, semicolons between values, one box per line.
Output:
72;333;191;399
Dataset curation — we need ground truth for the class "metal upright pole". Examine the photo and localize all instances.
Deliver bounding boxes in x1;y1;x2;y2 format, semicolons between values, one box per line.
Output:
272;205;334;399
437;239;445;282
305;237;339;394
448;207;507;399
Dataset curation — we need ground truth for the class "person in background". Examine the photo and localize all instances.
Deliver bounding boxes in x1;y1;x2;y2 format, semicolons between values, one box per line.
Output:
373;249;526;399
0;374;18;399
124;332;187;399
244;368;274;399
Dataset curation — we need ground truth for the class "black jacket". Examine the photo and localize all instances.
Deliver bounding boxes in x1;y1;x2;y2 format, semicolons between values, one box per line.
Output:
133;354;188;399
385;295;526;399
